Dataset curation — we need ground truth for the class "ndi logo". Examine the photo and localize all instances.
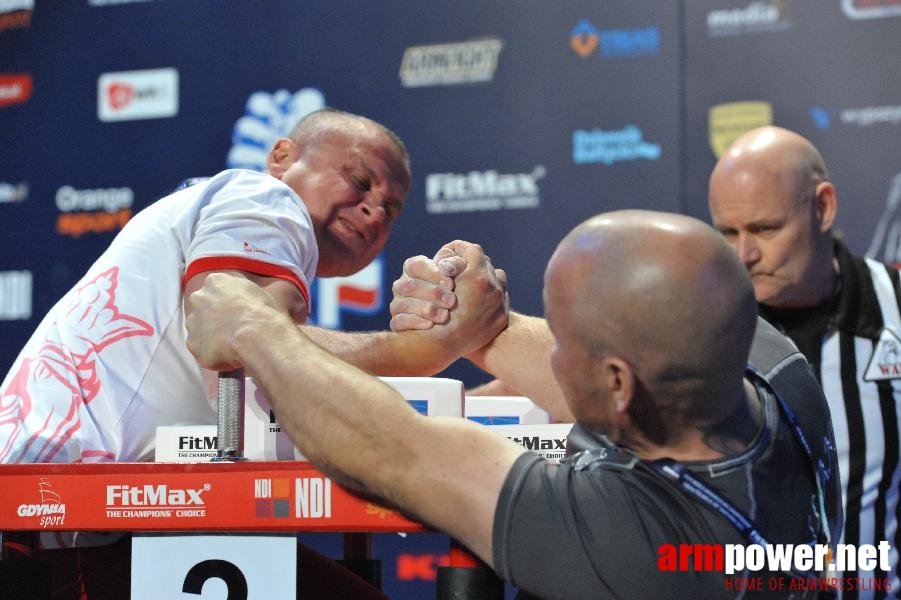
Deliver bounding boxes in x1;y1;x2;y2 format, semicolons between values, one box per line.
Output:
226;88;326;171
295;477;331;519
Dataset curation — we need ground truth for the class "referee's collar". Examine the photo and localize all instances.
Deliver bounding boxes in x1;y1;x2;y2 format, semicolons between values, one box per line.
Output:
830;237;885;340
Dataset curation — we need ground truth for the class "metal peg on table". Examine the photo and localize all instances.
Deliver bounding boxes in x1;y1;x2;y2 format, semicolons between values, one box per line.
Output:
212;368;246;462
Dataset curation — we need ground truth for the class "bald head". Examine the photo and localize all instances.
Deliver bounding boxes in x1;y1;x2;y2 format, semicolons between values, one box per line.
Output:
544;210;757;426
708;126;838;308
289;108;411;175
711;126;829;207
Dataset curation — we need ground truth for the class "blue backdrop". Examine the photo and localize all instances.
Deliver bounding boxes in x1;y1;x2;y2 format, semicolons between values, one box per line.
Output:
2;1;900;597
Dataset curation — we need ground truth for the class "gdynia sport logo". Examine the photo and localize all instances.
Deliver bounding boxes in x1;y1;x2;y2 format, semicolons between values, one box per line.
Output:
658;542;893;593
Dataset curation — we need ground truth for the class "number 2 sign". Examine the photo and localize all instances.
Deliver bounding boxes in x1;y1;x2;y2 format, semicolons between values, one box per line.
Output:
131;533;297;599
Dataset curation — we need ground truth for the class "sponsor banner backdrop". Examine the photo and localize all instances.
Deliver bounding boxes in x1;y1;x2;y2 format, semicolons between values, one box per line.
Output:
1;0;898;597
682;0;901;262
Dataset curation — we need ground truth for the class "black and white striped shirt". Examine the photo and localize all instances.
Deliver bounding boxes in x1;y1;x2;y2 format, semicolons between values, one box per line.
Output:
762;240;901;600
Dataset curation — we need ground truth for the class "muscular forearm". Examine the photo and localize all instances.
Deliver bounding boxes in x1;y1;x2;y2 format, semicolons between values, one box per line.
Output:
301;325;458;376
466;312;575;422
234;310;519;565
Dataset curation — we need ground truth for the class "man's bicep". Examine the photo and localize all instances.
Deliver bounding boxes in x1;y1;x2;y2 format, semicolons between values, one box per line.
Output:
184;270;309;323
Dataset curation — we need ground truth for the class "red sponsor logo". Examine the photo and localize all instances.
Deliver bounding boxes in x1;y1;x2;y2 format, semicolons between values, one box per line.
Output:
107;83;135;110
0;74;32;108
396;553;450;581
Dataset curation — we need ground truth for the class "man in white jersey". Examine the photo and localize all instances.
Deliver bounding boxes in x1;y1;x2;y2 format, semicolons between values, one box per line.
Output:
0;108;510;600
0;108;414;465
708;126;901;598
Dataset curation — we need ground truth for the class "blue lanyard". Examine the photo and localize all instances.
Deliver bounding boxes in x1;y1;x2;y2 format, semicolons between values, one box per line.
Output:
647;366;832;561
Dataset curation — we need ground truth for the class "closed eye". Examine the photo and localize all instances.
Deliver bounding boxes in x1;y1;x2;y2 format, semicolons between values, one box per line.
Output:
352;174;371;192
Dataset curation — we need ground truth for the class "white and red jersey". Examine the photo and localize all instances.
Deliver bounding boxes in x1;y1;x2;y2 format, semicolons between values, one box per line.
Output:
0;170;317;464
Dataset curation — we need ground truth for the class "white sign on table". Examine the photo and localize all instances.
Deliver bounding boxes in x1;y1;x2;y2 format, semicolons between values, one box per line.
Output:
131;533;296;599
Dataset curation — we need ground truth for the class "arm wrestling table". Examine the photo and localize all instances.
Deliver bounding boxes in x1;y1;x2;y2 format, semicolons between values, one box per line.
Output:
0;460;502;599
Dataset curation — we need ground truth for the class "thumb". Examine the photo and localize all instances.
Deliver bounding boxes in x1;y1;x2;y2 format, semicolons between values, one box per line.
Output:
433;247;467;277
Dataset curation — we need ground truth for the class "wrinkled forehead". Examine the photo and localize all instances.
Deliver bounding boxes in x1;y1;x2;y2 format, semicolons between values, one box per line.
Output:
335;124;410;184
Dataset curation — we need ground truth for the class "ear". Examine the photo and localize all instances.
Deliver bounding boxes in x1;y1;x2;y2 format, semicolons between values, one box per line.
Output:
267;138;298;179
814;181;837;234
601;355;635;417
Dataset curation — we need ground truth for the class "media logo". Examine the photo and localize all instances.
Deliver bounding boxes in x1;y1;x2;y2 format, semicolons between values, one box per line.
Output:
706;1;792;37
0;270;31;320
570;20;660;59
55;185;134;237
842;0;901;19
865;172;901;265
0;0;33;32
399;38;503;87
573;125;661;165
226;87;325;170
97;68;178;122
708;101;773;157
0;181;27;204
809;103;901;129
311;256;383;329
0;73;32;108
425;166;546;214
16;478;65;528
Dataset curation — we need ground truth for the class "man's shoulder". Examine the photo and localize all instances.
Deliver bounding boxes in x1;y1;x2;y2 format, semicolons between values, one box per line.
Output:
749;316;802;375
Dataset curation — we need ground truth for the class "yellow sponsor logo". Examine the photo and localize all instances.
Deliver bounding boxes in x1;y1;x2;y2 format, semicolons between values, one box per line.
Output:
708;101;773;157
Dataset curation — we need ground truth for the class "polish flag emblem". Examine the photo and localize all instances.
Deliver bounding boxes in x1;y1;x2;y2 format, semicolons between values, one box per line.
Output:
313;258;382;329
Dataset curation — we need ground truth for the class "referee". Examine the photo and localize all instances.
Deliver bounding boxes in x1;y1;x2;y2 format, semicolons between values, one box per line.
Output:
709;125;901;598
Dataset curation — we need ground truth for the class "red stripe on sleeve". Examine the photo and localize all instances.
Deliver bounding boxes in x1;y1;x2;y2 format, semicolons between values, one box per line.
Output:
183;256;311;308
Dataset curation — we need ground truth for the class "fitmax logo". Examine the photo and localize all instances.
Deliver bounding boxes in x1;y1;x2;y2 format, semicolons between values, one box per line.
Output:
509;436;566;451
178;435;217;450
106;484;210;506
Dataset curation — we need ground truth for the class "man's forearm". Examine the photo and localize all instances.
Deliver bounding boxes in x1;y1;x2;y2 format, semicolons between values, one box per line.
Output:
234;310;518;565
300;325;458;376
466;312;575;422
